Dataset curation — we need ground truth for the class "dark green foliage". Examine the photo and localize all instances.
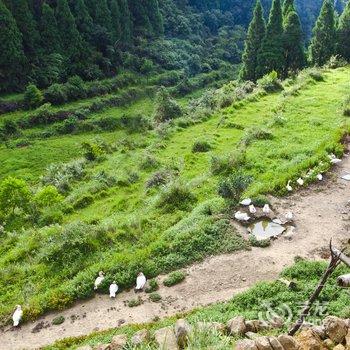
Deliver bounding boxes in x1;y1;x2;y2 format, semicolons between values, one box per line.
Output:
145;279;159;293
157;182;196;212
39;3;61;54
81;141;106;161
154;87;182;123
192;140;212;153
23;83;43;109
240;0;266;81
257;70;283;93
128;297;142;307
283;9;306;74
52;315;65;325
149;292;162;302
163;271;186;287
218;172;252;203
257;0;285;77
309;0;336;66
44;84;68;105
337;0;350;61
0;0;24;92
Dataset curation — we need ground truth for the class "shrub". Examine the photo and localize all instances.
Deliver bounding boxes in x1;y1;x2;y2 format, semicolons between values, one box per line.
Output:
157;182;196;212
66;76;87;100
308;69;324;82
149;292;162;303
28;103;53;125
93;116;119;131
52;315;65;325
73;194;94;209
45;84;68;105
210;150;246;176
81;141;105;161
0;119;19;137
146;170;172;189
37;209;64;226
145;279;159;293
249;235;271;248
23;84;43;109
139;153;159;170
242;127;273;146
34;186;63;208
326;55;347;69
218;171;252;203
154;87;182;123
128;297;142;308
120;114;151;133
257;71;283;93
192;140;212;153
55;117;78;134
128;172;140;184
163;271;186;287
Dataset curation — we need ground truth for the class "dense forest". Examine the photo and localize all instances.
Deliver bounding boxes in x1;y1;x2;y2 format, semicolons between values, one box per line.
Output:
0;0;348;93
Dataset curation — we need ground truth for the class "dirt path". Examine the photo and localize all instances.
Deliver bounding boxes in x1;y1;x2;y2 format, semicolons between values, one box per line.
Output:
2;149;350;350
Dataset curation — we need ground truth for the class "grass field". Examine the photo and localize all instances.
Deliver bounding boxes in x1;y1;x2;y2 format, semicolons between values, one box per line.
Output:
0;66;349;325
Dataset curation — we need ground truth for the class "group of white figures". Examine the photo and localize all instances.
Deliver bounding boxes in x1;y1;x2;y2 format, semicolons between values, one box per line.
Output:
12;272;147;327
234;153;343;223
94;271;147;297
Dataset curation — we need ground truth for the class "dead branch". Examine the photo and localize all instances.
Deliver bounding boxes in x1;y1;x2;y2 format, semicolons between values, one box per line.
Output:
331;248;350;268
288;240;341;336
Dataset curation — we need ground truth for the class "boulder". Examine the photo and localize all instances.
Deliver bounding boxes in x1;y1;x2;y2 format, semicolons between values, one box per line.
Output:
323;316;347;344
246;320;270;333
94;345;110;350
109;334;128;350
131;329;149;346
296;329;325;350
227;316;247;336
346;329;350;347
277;334;299;350
269;316;284;329
246;332;259;340
311;326;327;340
235;339;259;350
154;327;179;350
77;346;93;350
323;338;334;349
268;337;284;350
333;345;345;350
196;321;225;334
174;319;191;349
255;336;273;350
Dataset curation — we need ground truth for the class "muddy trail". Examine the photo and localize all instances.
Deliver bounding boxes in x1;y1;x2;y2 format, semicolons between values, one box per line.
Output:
2;149;350;350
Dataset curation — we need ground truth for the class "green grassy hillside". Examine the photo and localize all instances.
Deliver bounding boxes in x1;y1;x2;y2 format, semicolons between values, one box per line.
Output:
0;66;349;324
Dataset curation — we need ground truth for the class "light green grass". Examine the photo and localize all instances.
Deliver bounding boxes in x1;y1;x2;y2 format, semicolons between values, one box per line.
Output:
0;67;349;325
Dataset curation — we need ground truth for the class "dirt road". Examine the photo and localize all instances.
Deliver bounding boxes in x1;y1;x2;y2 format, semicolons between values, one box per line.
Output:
2;150;350;350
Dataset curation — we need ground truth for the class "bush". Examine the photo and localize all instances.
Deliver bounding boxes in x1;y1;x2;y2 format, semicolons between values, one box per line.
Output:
145;279;159;293
120;114;151;133
73;194;94;209
23;84;43;109
242;127;273;146
146;170;172;189
210;150;246;176
34;185;63;208
0;119;19;137
128;297;143;308
192;140;212;153
81;141;105;161
45;84;68;105
139;153;159;170
326;55;347;69
66;76;87;100
149;292;162;303
52;315;65;325
308;69;324;82
157;182;196;212
27;103;53;125
154;87;182;123
55;116;79;134
218;171;252;203
257;71;283;93
163;271;186;287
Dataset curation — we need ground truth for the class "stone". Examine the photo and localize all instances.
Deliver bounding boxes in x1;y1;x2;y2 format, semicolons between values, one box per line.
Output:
109;334;128;350
269;316;284;329
323;316;347;344
311;326;327;340
323;338;334;349
246;320;270;333
227;316;247;336
246;332;259;340
196;321;225;333
268;337;284;350
235;339;259;350
277;334;299;350
77;346;93;350
154;327;179;350
131;329;149;346
333;345;345;350
174;319;191;348
296;329;324;350
255;336;273;350
346;329;350;347
94;345;110;350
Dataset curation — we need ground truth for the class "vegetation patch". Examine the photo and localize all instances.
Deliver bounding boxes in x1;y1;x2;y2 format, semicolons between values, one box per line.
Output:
163;271;186;287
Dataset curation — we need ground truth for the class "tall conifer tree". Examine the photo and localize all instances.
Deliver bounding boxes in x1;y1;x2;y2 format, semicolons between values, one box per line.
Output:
283;9;306;75
240;0;266;81
109;0;122;41
337;0;350;61
0;0;24;91
40;3;61;54
257;0;285;77
118;0;132;43
282;0;295;17
70;0;93;43
309;0;336;66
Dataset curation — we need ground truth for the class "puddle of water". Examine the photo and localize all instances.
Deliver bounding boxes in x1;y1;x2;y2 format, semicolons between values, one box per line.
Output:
248;220;286;241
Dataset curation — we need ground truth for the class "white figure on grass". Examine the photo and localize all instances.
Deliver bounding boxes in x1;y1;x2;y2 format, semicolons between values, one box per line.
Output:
234;211;250;222
94;271;105;290
135;272;147;292
109;281;119;298
13;305;23;327
263;204;271;215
